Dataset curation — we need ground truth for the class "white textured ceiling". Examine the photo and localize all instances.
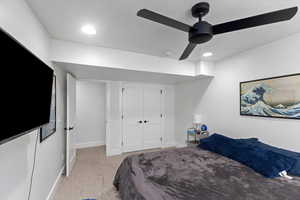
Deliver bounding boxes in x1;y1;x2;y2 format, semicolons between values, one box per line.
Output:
27;0;300;61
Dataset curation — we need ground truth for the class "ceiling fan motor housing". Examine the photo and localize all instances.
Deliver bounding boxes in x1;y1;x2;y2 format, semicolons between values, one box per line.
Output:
189;21;213;44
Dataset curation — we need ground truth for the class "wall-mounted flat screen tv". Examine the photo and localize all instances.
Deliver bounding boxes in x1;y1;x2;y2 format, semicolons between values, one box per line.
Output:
1;28;54;145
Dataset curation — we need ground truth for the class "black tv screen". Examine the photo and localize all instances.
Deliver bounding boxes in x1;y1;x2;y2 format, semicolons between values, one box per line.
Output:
1;28;54;145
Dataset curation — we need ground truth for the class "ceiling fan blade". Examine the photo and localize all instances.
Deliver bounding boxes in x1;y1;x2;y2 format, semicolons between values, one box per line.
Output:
137;9;192;32
213;7;298;35
179;43;197;60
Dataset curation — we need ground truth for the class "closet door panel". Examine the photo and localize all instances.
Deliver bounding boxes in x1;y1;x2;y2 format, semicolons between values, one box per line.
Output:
122;84;143;152
106;82;122;156
163;86;175;147
143;86;162;149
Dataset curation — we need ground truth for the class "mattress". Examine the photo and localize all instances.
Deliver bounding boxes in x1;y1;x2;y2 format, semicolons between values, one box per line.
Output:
113;147;300;200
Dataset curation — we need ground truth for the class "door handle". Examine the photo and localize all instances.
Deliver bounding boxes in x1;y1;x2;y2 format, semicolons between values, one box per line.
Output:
144;120;149;123
65;126;74;131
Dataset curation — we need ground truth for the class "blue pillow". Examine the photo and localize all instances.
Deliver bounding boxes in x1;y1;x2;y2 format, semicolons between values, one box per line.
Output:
199;134;296;178
199;134;255;157
245;141;300;176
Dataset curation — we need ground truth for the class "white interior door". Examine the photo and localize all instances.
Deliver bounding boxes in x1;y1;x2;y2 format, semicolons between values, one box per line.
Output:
122;84;143;152
66;73;77;176
143;86;162;149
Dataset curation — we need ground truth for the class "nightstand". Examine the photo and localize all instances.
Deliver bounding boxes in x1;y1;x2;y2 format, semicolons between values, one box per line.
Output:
186;129;209;146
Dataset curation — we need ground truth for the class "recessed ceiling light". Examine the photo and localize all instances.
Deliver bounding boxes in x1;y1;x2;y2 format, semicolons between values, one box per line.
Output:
81;24;96;35
202;52;213;57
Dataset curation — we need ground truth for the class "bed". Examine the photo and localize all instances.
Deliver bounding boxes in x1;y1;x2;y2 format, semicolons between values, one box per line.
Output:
114;147;300;200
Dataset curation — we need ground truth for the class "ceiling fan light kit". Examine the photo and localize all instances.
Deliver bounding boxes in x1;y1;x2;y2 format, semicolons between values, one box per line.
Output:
137;2;298;60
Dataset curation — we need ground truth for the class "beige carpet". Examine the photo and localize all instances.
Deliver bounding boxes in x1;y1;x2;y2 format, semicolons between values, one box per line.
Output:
53;146;168;200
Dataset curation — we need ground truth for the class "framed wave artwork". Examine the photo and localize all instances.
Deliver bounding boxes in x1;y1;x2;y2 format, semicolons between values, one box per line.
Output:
240;73;300;120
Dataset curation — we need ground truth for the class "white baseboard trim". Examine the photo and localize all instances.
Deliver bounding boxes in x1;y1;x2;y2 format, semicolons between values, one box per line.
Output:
163;142;176;148
69;153;76;176
106;148;122;157
75;141;105;149
46;166;65;200
176;143;187;148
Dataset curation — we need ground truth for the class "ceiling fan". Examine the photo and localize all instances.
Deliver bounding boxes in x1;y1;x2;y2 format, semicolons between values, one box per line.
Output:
137;2;298;60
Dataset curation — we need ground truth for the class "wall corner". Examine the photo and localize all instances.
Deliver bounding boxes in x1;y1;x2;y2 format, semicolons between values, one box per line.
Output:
195;61;215;77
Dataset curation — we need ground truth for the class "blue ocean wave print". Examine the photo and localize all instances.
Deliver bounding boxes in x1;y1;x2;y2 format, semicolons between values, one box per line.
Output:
241;83;300;118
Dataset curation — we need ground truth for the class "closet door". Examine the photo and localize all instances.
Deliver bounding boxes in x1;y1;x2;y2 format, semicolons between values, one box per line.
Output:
122;84;143;152
106;82;122;156
142;86;162;149
162;86;175;147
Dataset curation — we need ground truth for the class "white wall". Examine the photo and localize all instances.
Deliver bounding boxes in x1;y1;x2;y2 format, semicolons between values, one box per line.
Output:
0;1;66;200
0;0;50;65
195;61;215;77
175;33;300;152
30;66;66;200
50;39;196;76
175;78;213;146
76;81;106;148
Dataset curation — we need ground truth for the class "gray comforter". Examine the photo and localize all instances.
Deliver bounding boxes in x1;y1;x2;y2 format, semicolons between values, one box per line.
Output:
113;147;300;200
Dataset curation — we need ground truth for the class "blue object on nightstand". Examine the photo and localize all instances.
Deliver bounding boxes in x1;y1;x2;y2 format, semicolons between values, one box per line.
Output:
201;124;208;131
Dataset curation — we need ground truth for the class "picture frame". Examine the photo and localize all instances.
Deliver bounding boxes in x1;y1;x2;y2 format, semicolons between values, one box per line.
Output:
40;75;56;142
240;73;300;120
